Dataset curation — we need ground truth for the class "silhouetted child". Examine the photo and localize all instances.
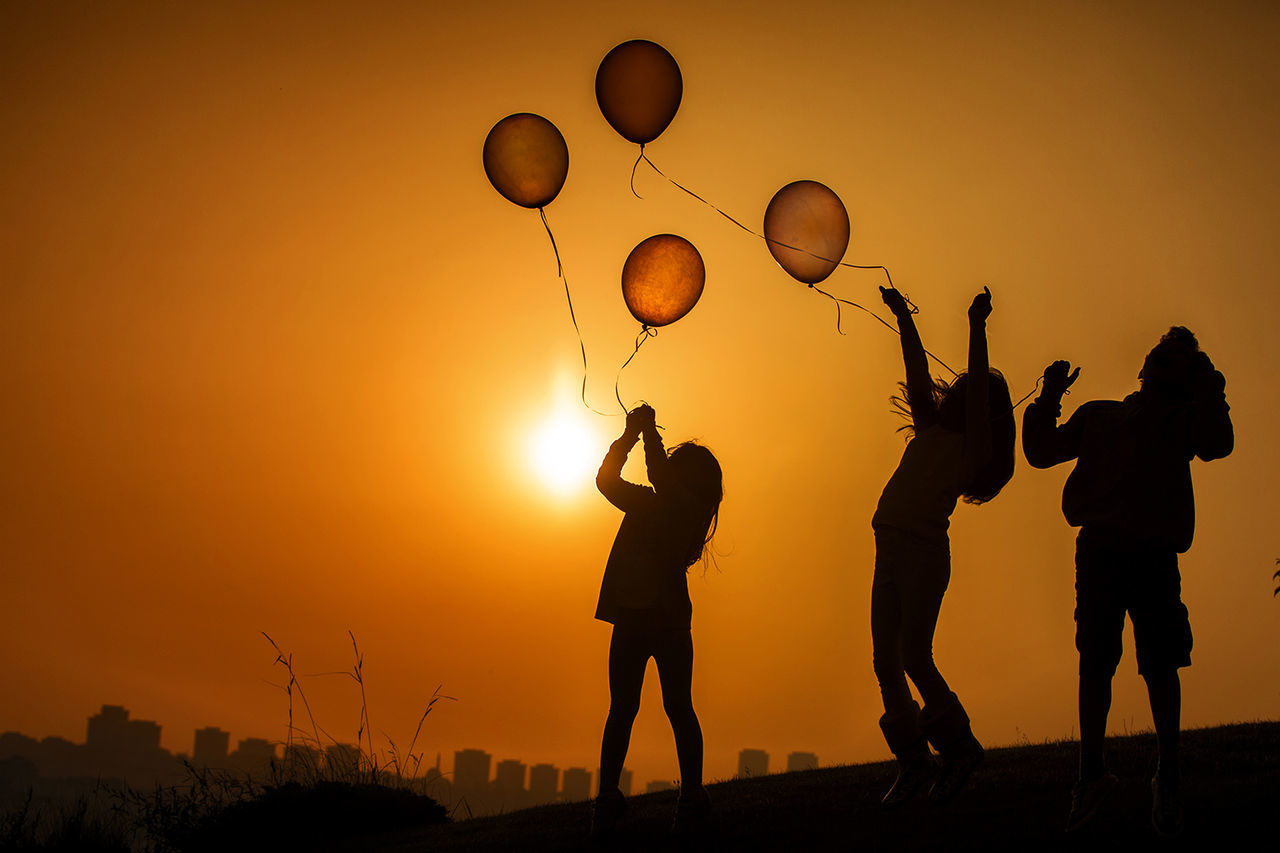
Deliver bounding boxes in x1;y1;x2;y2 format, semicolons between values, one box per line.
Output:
591;403;723;836
872;286;1015;807
1023;327;1232;836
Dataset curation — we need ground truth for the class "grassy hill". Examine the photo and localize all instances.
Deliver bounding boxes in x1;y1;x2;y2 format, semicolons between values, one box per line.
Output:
342;721;1280;852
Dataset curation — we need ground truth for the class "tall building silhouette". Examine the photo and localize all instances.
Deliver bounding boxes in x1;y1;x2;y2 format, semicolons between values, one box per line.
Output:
528;763;559;805
453;749;491;794
192;727;229;767
86;705;161;755
229;737;276;774
786;751;818;772
738;748;769;778
561;767;591;802
493;758;527;810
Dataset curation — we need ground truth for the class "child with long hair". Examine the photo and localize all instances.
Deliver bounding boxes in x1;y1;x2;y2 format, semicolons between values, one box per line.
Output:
591;403;723;835
872;286;1015;807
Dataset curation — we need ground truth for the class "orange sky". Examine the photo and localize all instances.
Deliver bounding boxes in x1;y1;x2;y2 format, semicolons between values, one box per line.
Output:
2;1;1278;789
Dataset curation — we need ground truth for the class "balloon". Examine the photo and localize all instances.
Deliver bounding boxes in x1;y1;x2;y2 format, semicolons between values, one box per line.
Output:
482;113;569;209
763;180;850;285
621;234;705;327
596;40;683;146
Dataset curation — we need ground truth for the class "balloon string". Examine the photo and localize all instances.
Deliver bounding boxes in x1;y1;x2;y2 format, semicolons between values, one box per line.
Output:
808;283;957;376
614;325;657;412
539;207;618;417
634;151;953;371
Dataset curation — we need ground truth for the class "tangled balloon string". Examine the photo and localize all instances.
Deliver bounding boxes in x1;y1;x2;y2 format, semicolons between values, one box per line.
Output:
629;146;959;378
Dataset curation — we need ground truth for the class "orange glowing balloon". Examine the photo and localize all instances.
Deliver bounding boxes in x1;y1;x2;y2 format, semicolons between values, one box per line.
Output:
763;180;850;285
595;40;683;145
482;113;569;209
621;235;705;327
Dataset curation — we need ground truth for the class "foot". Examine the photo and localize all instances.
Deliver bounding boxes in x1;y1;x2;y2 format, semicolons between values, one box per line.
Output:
1151;773;1183;837
673;785;712;833
928;739;983;805
590;787;626;838
1065;772;1118;833
881;753;937;808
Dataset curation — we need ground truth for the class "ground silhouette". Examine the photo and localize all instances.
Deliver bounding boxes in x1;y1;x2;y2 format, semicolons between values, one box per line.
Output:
332;721;1278;851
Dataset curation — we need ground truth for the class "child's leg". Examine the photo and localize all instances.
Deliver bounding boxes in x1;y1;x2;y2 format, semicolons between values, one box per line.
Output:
1078;673;1112;780
653;628;703;791
599;623;651;794
871;571;914;716
1143;670;1181;788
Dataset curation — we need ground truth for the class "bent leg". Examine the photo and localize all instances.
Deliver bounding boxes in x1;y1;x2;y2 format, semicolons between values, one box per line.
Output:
600;624;651;794
653;628;703;790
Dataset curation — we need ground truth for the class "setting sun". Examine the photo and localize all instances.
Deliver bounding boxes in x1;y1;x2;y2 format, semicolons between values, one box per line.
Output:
527;406;604;495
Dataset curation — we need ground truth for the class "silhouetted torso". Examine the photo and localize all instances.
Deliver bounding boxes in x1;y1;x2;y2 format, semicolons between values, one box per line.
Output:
595;432;707;628
1024;390;1233;552
872;425;965;542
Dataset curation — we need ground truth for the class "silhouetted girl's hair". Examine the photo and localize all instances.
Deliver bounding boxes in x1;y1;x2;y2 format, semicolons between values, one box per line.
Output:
891;369;1016;505
667;442;723;570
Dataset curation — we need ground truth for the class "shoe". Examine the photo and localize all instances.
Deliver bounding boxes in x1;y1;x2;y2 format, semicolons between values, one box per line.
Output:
590;788;626;838
881;753;937;808
1151;773;1184;837
1065;772;1118;833
672;785;712;833
927;739;983;805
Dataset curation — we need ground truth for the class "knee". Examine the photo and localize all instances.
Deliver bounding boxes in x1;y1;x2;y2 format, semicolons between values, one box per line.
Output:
901;645;937;680
662;697;695;724
607;698;641;723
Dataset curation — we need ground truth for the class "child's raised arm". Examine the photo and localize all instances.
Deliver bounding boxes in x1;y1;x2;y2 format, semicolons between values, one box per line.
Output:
962;287;993;480
596;408;656;512
881;287;937;429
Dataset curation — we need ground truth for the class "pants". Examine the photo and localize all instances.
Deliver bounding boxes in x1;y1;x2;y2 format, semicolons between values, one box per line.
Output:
599;618;703;793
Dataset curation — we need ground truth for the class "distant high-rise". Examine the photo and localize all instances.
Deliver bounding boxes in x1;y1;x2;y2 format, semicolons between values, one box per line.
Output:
230;738;276;774
192;727;230;767
325;743;360;779
86;705;161;755
738;748;769;778
786;751;818;772
561;767;591;802
453;749;492;794
528;763;559;804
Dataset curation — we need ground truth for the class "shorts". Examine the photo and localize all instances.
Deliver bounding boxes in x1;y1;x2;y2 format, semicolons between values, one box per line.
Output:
1074;532;1192;678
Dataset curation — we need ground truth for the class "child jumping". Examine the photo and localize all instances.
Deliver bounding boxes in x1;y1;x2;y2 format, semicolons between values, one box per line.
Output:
1022;327;1233;836
872;286;1016;807
591;403;723;835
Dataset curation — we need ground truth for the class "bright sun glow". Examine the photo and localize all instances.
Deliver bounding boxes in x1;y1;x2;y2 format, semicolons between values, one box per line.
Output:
528;407;602;496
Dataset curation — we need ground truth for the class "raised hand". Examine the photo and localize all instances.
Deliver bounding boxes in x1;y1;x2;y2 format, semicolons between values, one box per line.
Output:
968;286;992;324
1042;360;1081;398
628;403;656;432
880;286;912;318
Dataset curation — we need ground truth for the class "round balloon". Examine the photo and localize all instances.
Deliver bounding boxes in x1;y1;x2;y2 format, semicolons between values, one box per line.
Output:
763;180;850;285
621;234;705;327
482;113;569;209
596;40;683;145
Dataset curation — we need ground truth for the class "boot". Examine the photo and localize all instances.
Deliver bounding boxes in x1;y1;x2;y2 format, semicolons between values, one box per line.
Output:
879;701;936;807
920;693;983;805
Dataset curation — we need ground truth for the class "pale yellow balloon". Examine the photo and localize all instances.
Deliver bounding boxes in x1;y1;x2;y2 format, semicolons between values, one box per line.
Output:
482;113;569;209
763;180;850;284
621;234;705;328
